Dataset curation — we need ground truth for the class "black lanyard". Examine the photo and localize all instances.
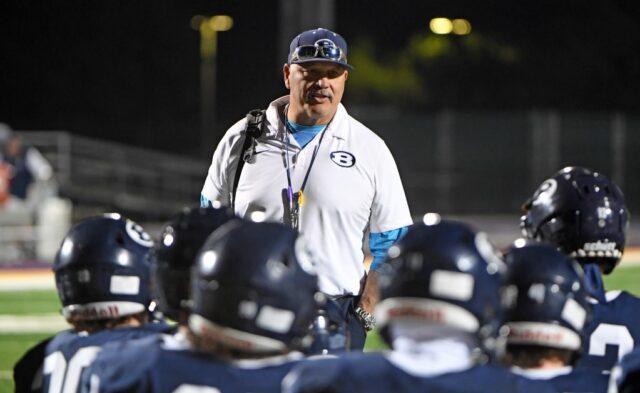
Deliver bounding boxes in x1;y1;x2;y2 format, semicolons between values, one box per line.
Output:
282;115;331;231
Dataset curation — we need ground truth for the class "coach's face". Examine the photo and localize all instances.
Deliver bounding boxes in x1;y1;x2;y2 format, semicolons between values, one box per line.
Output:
284;62;348;125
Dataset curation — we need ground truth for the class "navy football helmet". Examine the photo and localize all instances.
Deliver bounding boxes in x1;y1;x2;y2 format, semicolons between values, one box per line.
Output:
53;213;154;321
151;206;236;321
613;349;640;393
375;217;506;360
189;221;320;354
502;240;591;354
521;166;629;274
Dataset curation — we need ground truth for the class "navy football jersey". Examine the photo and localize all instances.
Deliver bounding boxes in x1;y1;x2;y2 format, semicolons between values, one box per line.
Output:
14;336;54;393
83;332;307;393
284;352;557;393
549;366;609;393
611;347;640;393
513;365;609;393
42;322;172;393
575;290;640;374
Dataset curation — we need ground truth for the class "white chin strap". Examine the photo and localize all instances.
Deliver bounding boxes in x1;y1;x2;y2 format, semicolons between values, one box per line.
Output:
62;301;146;320
188;314;287;353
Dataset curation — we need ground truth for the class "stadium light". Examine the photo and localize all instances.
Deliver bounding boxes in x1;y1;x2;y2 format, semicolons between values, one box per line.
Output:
429;17;472;35
191;14;234;155
191;14;234;59
430;18;453;35
452;19;472;35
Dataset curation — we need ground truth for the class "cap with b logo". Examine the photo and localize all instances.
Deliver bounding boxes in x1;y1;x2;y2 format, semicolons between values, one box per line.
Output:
288;27;353;70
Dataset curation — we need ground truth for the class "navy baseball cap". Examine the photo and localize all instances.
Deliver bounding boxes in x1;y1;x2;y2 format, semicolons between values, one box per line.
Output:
288;28;353;70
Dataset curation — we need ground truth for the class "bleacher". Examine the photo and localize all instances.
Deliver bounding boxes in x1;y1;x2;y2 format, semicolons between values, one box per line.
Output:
0;131;209;263
17;131;208;220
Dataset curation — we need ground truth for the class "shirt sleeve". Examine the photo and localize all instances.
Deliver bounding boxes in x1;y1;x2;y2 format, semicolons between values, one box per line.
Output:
368;140;412;233
369;226;409;271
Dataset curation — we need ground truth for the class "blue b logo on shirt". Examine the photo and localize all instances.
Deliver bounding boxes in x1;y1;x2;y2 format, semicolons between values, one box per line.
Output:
330;151;356;168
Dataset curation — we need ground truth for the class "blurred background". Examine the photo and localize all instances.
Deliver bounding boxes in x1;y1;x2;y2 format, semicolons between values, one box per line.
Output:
1;0;640;263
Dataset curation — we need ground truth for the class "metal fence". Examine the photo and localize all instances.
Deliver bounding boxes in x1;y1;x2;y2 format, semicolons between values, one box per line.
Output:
352;108;640;217
17;131;209;221
4;112;639;262
16;110;640;220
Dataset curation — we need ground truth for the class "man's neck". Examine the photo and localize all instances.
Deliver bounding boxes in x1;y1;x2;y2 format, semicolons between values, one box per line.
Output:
536;357;567;369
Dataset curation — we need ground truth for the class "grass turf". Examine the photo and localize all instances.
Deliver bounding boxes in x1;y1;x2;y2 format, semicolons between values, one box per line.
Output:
0;289;60;316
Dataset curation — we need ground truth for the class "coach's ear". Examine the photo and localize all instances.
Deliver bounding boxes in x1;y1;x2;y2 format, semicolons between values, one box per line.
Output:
283;63;291;90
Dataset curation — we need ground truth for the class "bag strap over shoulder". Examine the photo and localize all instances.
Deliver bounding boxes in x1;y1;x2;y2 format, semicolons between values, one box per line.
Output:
231;109;266;211
245;109;265;138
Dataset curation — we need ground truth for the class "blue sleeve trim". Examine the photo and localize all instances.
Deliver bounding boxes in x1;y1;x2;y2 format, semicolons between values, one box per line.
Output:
582;262;607;303
369;226;409;271
200;194;212;208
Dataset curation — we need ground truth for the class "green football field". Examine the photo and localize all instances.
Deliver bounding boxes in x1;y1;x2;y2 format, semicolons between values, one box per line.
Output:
1;266;640;392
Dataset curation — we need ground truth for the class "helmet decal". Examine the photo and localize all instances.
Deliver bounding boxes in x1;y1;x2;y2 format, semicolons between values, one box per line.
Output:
126;220;154;247
531;179;558;206
430;270;474;301
109;275;140;295
256;305;296;334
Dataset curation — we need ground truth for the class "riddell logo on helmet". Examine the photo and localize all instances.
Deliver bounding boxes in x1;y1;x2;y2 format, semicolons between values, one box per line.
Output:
509;327;564;344
70;305;120;319
388;306;444;322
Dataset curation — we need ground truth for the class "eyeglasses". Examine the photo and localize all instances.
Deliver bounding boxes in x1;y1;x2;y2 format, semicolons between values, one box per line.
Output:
290;41;347;64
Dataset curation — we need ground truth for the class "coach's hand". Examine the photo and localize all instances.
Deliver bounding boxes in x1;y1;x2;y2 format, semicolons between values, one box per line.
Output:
356;271;379;332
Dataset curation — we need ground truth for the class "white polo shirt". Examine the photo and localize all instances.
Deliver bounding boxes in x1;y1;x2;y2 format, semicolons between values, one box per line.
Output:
202;96;412;296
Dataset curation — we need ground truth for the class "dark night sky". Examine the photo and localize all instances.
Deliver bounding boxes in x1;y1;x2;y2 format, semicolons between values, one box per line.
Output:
0;0;282;155
1;0;639;156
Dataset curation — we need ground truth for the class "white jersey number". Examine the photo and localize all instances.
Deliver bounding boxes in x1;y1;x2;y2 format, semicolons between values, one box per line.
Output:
589;323;634;361
173;385;221;393
44;346;101;393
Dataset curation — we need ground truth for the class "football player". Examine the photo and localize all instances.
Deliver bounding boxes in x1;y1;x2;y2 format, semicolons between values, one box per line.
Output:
14;213;171;393
501;240;607;392
76;206;236;390
83;220;321;393
283;217;557;393
610;347;640;393
521;166;640;374
150;206;237;326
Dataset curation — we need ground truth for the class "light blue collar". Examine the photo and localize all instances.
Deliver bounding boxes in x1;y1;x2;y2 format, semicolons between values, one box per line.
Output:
286;120;326;148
